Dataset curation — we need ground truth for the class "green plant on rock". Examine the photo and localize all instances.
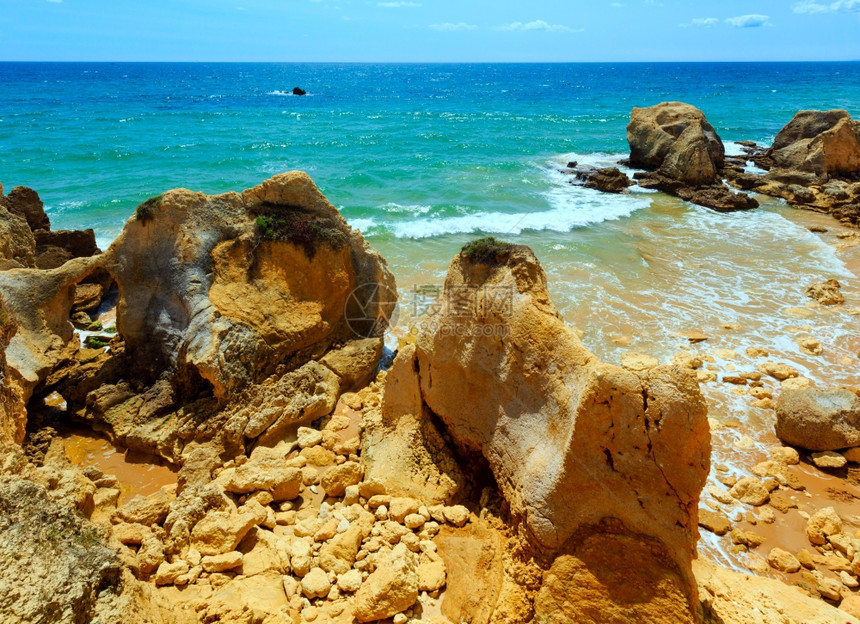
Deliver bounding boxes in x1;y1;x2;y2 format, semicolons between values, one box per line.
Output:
84;336;108;349
461;237;516;265
251;202;348;258
135;194;162;222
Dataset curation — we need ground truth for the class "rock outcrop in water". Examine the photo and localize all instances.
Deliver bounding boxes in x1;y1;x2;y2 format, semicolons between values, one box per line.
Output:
573;166;635;193
626;102;758;212
370;238;711;621
727;110;860;226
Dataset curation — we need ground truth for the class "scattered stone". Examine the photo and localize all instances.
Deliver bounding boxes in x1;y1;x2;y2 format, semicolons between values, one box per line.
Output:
757;362;798;381
320;461;363;497
812;570;842;601
775;387;860;451
442;505;470;527
698;509;732;535
767;548;801;573
620;351;659;371
201;551;243;573
745;347;770;358
154;560;189;586
805;279;844;306
811;450;847;469
352;543;418;623
769;446;800;465
730;477;770;506
806;507;843;546
338;569;363;593
731;528;765;549
297;427;323;449
796;336;823;356
417;560;447;592
708;484;735;505
301;567;332;599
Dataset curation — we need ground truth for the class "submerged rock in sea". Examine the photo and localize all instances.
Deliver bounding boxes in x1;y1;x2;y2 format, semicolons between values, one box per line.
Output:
372;238;710;621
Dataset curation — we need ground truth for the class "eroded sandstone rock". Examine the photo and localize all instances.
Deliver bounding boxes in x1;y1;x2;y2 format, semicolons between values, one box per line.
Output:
375;240;710;618
107;171;395;402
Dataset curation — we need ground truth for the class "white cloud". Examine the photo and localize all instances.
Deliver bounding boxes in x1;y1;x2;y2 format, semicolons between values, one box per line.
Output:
610;2;626;7
378;1;421;7
680;17;719;27
429;22;477;31
47;0;62;3
793;0;860;13
725;14;771;27
498;20;581;33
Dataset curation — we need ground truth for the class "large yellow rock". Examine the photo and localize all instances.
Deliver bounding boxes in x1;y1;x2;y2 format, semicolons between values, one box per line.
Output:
376;242;710;621
105;171;395;400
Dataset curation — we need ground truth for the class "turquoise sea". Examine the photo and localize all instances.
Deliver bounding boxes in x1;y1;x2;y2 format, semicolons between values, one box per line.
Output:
3;62;860;569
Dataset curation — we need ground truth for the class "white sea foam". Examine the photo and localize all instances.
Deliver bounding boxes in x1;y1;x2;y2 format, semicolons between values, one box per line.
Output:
723;140;753;157
379;202;432;215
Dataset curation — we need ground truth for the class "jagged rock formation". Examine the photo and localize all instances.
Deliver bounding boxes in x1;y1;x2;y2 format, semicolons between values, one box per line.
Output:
768;109;860;182
0;442;185;624
624;102;758;212
727;110;860;226
106;171;394;400
372;239;711;621
0;173;396;463
0;185;101;270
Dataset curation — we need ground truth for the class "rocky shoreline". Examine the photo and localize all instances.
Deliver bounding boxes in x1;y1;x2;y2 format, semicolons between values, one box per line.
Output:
566;102;860;223
0;105;859;624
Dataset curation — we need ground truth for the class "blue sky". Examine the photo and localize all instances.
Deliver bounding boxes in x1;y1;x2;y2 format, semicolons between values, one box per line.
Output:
2;0;859;62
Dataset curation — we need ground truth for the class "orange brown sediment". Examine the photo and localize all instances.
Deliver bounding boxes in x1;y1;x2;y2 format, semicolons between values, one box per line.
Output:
62;426;176;505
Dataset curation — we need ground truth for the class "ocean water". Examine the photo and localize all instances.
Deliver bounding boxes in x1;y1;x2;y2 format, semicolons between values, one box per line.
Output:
3;62;860;571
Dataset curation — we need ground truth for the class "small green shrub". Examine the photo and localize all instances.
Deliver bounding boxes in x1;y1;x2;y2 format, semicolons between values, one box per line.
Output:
135;194;162;222
461;237;516;265
251;202;348;258
84;336;108;349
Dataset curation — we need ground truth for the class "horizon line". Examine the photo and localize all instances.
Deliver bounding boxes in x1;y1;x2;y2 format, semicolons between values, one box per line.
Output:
1;59;859;64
